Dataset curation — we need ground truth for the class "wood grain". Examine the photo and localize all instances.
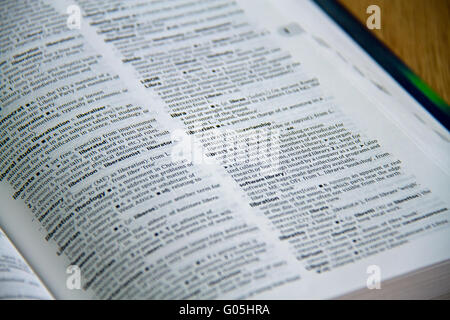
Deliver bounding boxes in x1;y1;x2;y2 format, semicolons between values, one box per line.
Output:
338;0;450;104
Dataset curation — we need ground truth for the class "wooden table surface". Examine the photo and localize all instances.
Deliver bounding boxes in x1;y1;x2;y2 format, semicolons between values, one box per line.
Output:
339;0;450;105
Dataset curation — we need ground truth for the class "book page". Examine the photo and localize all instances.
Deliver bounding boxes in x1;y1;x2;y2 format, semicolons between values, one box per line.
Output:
269;0;449;174
69;0;450;298
0;0;302;299
0;228;52;299
0;0;449;299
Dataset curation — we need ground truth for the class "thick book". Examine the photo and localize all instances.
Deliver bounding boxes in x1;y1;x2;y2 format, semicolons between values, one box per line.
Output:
0;0;449;300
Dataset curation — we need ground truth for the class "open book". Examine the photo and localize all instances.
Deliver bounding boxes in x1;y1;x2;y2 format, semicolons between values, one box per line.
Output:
0;0;449;300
